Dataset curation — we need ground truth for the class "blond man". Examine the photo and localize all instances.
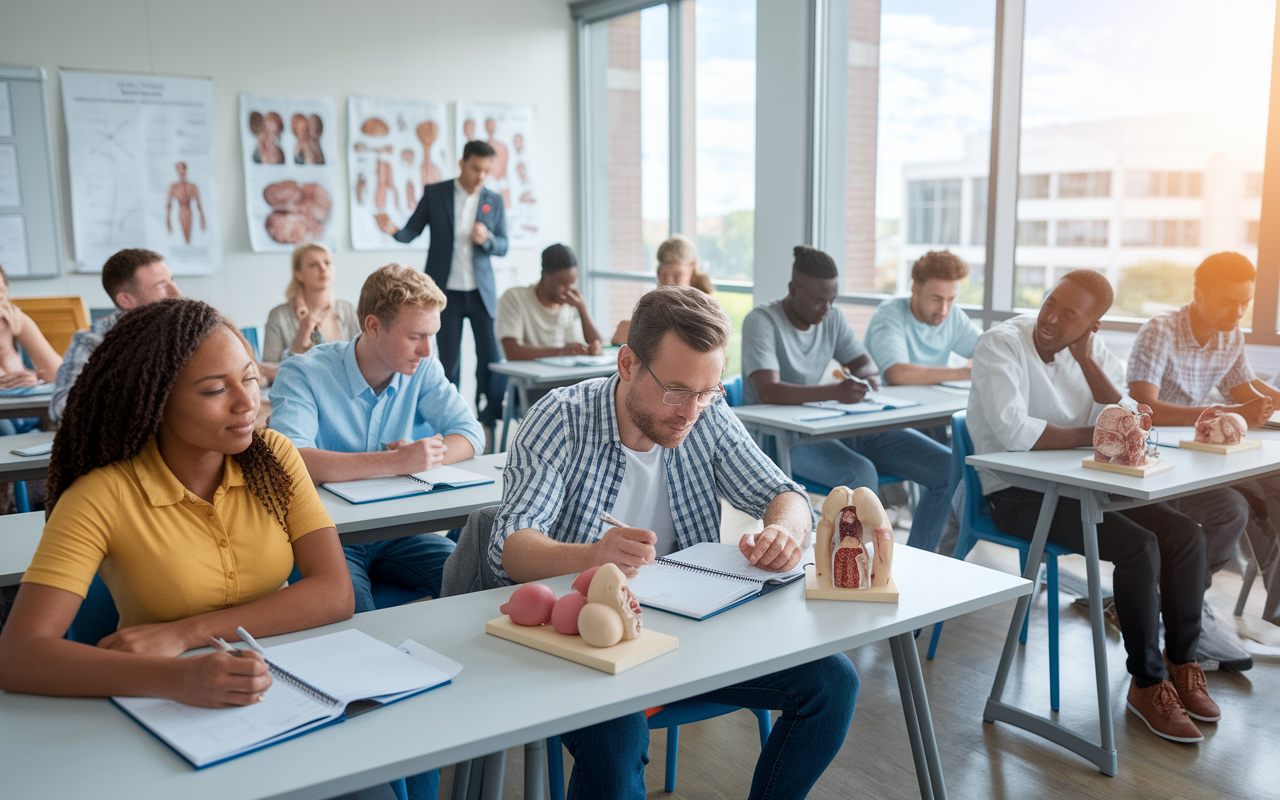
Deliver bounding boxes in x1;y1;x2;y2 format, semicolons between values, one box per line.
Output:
270;264;482;616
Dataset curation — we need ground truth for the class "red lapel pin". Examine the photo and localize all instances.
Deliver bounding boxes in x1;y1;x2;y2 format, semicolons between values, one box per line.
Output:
482;204;491;213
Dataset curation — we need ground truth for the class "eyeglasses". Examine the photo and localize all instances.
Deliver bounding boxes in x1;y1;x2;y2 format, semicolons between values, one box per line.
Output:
632;350;724;408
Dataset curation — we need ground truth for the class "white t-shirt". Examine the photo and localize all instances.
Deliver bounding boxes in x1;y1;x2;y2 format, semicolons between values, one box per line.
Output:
609;438;678;558
447;182;482;292
495;284;585;348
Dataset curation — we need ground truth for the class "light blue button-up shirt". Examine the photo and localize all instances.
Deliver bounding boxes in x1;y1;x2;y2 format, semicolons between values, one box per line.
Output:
268;337;484;456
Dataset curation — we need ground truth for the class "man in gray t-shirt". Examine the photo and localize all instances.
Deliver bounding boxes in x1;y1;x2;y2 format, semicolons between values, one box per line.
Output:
740;246;953;552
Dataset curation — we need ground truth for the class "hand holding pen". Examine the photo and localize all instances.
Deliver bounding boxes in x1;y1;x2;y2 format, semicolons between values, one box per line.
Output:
831;367;878;404
594;512;657;577
204;627;272;706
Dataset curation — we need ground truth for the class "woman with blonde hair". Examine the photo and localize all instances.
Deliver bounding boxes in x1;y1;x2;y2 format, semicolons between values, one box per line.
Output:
261;243;360;367
611;233;714;344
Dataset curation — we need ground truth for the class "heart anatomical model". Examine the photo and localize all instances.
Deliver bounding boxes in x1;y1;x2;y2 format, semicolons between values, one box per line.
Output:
1093;404;1154;467
815;486;894;590
1195;406;1248;445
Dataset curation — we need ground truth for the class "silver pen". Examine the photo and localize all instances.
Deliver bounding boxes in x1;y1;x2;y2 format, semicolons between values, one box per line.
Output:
236;626;267;655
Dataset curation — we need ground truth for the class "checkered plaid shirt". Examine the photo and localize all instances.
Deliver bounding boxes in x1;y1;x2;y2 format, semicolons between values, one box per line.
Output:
49;310;122;422
488;374;811;584
1127;304;1256;406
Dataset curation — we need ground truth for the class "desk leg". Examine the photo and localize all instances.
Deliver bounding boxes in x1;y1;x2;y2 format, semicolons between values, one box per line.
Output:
891;633;945;800
498;382;519;453
776;431;794;479
524;740;546;800
982;486;1119;777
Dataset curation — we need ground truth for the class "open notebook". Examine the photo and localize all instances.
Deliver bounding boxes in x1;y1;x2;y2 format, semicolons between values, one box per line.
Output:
0;382;54;397
112;629;460;769
800;391;920;421
322;464;494;504
535;353;618;368
626;542;808;621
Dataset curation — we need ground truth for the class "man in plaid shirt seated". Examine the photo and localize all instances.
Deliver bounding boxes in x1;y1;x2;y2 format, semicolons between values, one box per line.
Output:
1128;251;1280;671
490;286;857;800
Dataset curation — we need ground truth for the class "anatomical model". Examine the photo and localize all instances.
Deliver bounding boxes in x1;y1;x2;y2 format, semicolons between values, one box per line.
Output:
1194;406;1248;445
263;180;331;244
165;162;204;244
500;563;643;649
816;486;894;590
248;111;285;164
417;121;442;186
1093;403;1155;467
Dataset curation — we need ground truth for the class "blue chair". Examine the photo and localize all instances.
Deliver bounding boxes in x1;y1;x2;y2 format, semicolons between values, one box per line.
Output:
240;327;262;360
545;705;772;798
925;410;1074;711
286;565;425;609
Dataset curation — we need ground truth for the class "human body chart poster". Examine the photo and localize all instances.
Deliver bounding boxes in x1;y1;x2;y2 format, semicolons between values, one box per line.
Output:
60;71;221;275
455;102;539;247
347;96;452;251
239;94;338;252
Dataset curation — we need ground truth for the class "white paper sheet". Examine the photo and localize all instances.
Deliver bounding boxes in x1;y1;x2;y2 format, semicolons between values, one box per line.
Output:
60;71;221;275
455;102;539;247
347;96;452;251
0;144;20;207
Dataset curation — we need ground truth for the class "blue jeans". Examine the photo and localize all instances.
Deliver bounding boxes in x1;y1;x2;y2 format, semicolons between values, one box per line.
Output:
344;535;456;614
559;654;858;800
793;428;952;553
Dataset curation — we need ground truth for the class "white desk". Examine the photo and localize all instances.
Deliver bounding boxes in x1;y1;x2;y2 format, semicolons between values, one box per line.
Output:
0;392;52;423
489;360;617;452
731;385;969;478
0;454;507;585
0;430;55;483
0;546;1029;800
967;443;1280;776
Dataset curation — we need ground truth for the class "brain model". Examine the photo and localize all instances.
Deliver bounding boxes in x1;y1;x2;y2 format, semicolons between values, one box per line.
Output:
1195;406;1248;445
500;563;643;648
1093;404;1154;467
815;486;894;590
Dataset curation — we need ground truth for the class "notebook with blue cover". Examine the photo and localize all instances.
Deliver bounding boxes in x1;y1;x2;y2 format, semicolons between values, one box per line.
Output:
626;542;808;621
111;629;459;769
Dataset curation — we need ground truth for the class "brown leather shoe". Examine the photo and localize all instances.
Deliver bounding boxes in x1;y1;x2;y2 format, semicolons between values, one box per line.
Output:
1164;653;1222;722
1126;679;1203;743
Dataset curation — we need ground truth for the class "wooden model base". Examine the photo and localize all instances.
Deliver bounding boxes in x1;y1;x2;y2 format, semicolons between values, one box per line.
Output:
1179;438;1262;455
804;565;899;603
1081;456;1175;478
485;616;678;674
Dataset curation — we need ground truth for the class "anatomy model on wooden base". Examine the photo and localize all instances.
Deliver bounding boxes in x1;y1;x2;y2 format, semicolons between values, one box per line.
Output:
815;486;894;590
1194;406;1248;445
1092;403;1156;467
499;563;643;648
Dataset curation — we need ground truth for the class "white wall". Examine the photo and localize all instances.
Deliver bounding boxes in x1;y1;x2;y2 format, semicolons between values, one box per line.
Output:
0;0;577;334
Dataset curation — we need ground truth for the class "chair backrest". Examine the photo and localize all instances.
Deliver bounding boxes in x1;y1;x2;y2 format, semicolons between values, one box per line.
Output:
723;374;744;407
240;327;262;360
11;296;90;356
441;505;508;597
950;411;994;526
65;574;119;645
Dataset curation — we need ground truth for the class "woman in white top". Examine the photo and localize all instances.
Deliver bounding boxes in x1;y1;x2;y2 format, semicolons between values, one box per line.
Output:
261;244;361;371
611;234;714;345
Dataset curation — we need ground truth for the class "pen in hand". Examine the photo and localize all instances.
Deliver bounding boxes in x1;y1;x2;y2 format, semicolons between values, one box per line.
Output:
600;512;655;566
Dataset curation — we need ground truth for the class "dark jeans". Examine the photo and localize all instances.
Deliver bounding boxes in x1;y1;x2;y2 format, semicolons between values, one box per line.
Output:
438;289;506;426
343;535;456;613
989;487;1205;687
559;654;857;800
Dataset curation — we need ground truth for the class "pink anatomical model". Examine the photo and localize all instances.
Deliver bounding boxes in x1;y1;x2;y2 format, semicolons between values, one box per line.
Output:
585;563;642;640
249;111;285;164
815;486;894;590
1093;404;1155;467
417;121;442;186
374;159;397;211
500;583;557;626
1195;406;1248;445
551;592;589;635
165;162;204;243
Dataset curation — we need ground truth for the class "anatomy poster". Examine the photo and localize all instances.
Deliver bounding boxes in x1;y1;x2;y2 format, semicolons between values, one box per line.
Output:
455;102;539;247
60;70;221;274
347;96;452;251
239;93;337;252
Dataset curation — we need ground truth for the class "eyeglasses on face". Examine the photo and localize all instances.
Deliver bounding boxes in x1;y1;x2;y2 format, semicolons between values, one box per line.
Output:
632;349;724;408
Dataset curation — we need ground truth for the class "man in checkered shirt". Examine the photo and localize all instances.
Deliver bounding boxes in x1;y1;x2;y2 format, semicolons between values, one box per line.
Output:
1129;251;1280;670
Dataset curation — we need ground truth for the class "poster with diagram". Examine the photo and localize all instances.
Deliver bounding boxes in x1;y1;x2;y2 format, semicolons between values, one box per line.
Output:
455;102;539;247
60;70;221;274
238;93;338;253
347;96;452;251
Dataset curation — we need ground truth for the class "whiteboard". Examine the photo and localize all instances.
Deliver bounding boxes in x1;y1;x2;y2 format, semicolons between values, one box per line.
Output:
0;67;62;278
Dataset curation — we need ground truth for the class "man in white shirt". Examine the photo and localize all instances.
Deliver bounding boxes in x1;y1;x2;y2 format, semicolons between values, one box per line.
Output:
969;270;1218;745
864;249;980;385
496;243;603;360
379;140;509;433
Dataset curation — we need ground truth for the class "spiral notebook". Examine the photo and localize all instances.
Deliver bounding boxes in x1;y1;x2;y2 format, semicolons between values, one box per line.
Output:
626;542;808;620
111;629;460;769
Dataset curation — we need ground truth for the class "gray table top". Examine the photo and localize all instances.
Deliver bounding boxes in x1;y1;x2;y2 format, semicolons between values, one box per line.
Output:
0;392;52;418
488;359;617;385
731;385;969;437
0;546;1029;800
967;440;1280;502
0;429;54;478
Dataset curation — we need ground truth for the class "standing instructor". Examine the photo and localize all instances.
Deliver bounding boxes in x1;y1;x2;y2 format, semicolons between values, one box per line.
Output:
378;140;509;438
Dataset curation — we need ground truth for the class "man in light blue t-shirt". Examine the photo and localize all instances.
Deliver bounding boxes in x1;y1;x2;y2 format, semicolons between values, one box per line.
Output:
864;250;980;385
741;246;952;552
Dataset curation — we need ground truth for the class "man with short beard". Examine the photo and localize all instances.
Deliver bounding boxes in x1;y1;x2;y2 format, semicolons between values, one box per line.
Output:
490;286;857;800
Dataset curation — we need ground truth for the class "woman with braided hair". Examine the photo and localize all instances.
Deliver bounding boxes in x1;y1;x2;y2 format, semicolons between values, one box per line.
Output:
0;298;353;710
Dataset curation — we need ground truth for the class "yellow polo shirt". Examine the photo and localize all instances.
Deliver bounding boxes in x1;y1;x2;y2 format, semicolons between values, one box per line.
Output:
23;429;334;629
